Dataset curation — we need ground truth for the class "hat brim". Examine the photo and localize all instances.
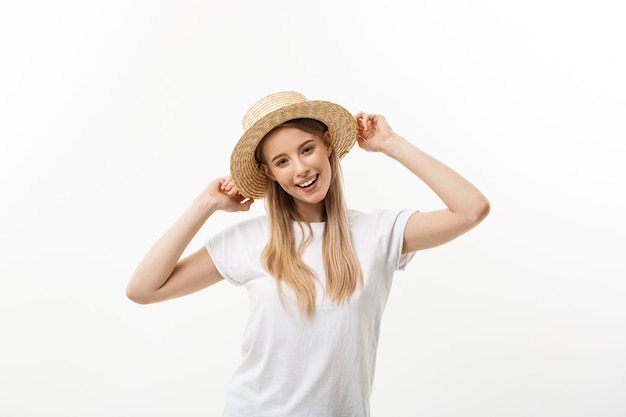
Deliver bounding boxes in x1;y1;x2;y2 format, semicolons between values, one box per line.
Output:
230;100;357;200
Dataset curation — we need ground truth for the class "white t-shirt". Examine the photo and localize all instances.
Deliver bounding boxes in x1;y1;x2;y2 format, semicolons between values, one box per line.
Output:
206;209;416;417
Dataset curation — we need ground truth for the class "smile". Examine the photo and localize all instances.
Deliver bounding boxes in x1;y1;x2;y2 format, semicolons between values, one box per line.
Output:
296;174;319;188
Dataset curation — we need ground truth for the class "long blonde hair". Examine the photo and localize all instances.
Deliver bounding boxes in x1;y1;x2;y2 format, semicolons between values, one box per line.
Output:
258;119;363;317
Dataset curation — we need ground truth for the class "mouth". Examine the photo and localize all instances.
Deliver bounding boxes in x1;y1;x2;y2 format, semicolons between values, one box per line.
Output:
296;174;319;189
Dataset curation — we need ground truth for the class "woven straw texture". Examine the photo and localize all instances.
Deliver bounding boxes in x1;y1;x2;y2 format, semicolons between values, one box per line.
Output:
230;91;357;199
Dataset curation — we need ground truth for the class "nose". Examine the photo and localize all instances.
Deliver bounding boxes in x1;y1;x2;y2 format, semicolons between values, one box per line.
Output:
294;157;310;177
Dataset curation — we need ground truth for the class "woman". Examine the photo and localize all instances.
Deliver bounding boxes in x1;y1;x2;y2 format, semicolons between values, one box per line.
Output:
126;91;490;416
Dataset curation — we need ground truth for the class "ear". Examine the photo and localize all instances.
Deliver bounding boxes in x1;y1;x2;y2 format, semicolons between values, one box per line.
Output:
262;164;276;181
324;131;333;157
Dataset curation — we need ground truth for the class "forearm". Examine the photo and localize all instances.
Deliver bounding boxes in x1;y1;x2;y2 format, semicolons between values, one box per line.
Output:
126;198;217;299
381;135;489;220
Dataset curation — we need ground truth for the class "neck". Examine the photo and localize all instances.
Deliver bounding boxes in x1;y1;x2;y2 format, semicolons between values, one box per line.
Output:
294;202;325;223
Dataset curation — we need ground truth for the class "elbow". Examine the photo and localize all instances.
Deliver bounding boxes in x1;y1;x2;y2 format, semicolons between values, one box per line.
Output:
470;196;490;226
125;283;153;305
457;195;490;230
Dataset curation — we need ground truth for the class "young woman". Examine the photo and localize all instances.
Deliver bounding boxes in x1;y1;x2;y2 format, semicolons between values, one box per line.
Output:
126;91;490;416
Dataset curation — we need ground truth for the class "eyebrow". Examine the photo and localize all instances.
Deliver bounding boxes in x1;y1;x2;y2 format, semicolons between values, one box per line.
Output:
269;139;316;163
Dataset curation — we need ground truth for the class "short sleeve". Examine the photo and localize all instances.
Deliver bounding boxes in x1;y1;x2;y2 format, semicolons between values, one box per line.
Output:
381;209;417;271
205;216;268;286
349;209;418;272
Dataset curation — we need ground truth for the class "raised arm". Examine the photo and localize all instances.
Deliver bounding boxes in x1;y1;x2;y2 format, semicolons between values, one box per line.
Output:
126;177;254;304
355;112;490;253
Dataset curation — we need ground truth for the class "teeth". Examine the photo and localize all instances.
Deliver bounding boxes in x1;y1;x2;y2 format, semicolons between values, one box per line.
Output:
297;175;317;188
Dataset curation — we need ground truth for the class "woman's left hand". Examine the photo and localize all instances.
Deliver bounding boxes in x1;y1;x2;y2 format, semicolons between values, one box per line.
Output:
354;112;397;153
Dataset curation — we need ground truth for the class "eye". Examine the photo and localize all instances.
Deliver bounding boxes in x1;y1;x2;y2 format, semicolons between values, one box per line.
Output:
275;158;287;167
302;145;314;154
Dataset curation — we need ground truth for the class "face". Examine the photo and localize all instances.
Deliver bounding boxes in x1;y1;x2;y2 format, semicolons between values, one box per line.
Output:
261;126;333;221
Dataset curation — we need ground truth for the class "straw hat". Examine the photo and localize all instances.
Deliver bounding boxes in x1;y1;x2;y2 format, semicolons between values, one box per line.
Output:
230;91;358;200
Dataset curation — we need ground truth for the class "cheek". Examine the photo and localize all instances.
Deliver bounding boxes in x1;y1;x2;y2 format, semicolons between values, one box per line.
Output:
271;170;292;187
322;155;333;172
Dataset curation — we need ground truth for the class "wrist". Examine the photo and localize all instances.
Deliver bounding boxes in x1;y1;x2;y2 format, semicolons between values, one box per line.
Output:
189;194;219;220
379;134;409;158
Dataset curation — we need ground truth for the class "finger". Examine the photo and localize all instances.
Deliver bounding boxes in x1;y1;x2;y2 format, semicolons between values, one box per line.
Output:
356;134;368;149
226;187;240;197
356;113;368;136
360;114;376;140
361;113;372;134
223;178;237;193
219;176;229;190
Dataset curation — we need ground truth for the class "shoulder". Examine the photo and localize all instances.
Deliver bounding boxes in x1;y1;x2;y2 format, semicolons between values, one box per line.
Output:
347;208;418;268
228;215;268;235
348;208;416;246
348;208;415;232
210;215;268;250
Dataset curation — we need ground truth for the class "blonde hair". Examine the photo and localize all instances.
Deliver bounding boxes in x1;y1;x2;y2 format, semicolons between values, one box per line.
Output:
258;119;363;317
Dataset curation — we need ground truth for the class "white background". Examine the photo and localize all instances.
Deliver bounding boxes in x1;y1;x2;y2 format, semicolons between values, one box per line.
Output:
1;1;625;416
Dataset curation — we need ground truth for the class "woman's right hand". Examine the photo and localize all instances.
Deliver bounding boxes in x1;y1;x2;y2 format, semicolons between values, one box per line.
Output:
195;176;255;213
